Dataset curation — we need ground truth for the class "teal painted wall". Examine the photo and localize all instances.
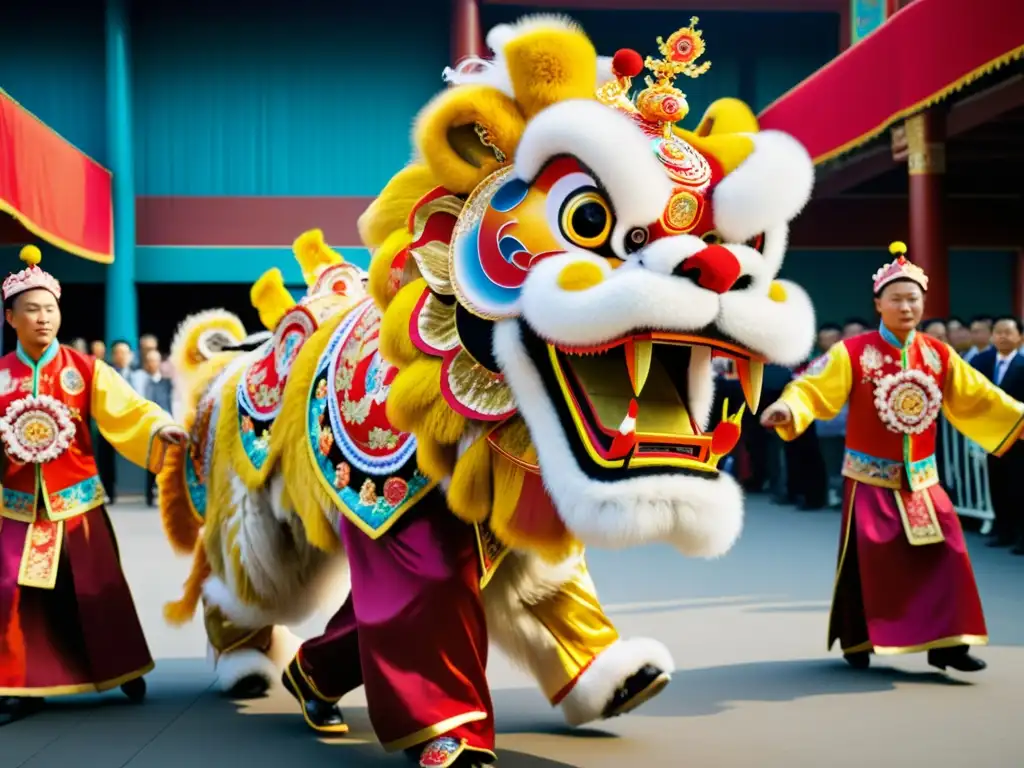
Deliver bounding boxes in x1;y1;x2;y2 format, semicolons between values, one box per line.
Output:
479;8;839;120
131;0;451;196
781;249;1017;326
134;247;370;283
0;2;107;164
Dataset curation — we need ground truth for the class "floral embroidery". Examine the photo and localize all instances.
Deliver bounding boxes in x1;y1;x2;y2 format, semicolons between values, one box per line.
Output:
842;450;902;486
315;379;328;400
921;343;942;375
419;736;464;767
859;345;883;377
367;427;399;451
382;477;408;506
341;394;372;425
358;478;377;506
59;367;86;396
318;426;334;455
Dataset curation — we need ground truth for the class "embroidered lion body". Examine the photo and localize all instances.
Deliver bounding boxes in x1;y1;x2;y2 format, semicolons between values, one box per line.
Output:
158;13;816;721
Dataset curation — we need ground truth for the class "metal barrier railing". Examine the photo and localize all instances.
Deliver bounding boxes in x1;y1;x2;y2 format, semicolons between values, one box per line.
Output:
939;416;994;535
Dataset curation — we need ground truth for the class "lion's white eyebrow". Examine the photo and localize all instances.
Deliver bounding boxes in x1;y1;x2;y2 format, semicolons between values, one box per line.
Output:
514;99;673;226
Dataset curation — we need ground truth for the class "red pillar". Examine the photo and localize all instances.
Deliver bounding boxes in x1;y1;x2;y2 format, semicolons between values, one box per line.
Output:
451;0;485;64
905;109;949;319
1013;250;1024;319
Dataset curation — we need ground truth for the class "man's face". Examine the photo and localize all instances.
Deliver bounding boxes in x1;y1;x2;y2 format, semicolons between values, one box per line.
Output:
140;335;158;355
91;340;106;359
842;322;865;339
924;321;947;342
874;281;924;334
991;319;1021;355
5;289;60;349
948;325;971;351
816;328;841;352
111;343;132;369
970;321;992;349
143;349;162;374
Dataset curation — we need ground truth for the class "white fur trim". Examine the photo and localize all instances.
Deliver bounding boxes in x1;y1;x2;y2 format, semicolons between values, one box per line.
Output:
520;252;719;347
215;648;278;693
717;278;817;367
515;101;674;258
492;320;744;557
169;309;246;372
712;130;815;245
202;474;351;628
560;637;675;726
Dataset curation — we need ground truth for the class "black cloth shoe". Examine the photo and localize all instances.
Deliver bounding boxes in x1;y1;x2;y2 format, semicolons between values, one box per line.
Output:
928;646;986;672
0;696;45;726
843;651;871;670
282;658;348;734
602;664;671;719
121;677;147;703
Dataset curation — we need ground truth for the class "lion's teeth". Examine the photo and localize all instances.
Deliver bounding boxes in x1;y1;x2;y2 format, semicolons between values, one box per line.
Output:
625;340;653;397
736;358;764;413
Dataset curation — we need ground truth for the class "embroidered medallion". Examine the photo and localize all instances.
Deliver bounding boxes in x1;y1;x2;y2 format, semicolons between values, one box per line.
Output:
236;306;318;471
307;299;433;538
419;736;464;768
873;369;943;435
0;395;77;463
59;367;86;396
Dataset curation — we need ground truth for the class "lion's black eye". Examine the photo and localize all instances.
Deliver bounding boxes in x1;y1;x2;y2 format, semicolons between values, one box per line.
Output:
701;230;723;246
624;227;648;254
560;191;612;249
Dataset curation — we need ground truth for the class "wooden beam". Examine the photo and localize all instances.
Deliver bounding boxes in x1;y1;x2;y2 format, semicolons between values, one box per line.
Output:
483;0;845;11
816;74;1024;197
789;195;1023;249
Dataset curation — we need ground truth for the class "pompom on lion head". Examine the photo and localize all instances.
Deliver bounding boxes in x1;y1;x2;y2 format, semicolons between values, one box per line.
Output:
362;15;816;560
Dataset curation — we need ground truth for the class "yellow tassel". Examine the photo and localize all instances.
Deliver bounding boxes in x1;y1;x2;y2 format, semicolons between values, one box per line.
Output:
19;244;42;266
379;279;428;368
386;358;445;426
250;268;296;330
293;229;343;286
271;309;351;553
156;439;203;555
447;435;493;524
163;537;210;626
368;228;414;310
418;397;467;446
416;434;455;482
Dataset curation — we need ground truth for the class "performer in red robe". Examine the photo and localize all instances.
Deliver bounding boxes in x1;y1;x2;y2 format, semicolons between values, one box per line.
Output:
761;241;1024;672
0;247;186;726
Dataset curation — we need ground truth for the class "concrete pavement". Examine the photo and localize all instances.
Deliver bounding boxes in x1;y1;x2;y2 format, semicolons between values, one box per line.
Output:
3;497;1023;768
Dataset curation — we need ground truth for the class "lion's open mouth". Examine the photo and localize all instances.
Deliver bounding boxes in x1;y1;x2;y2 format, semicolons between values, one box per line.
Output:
519;322;764;480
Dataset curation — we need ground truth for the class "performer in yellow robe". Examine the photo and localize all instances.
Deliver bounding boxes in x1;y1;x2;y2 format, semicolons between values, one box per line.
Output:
0;247;186;726
761;242;1024;672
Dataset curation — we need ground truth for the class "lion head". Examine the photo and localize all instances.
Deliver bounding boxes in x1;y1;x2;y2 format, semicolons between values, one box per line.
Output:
361;16;816;560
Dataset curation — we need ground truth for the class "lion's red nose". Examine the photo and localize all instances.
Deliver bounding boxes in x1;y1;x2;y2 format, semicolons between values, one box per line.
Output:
674;244;742;294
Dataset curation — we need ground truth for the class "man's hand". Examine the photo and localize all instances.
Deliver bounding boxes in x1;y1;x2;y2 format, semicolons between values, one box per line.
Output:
158;425;187;446
759;400;793;428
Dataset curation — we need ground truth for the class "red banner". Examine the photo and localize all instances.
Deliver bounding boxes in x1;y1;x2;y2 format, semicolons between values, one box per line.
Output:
0;89;113;263
758;0;1024;164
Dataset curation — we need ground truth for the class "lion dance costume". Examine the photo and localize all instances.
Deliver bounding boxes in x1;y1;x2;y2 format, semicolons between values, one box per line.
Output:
159;15;817;767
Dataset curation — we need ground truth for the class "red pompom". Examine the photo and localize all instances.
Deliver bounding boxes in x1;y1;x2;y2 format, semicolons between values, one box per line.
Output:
612;49;644;78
